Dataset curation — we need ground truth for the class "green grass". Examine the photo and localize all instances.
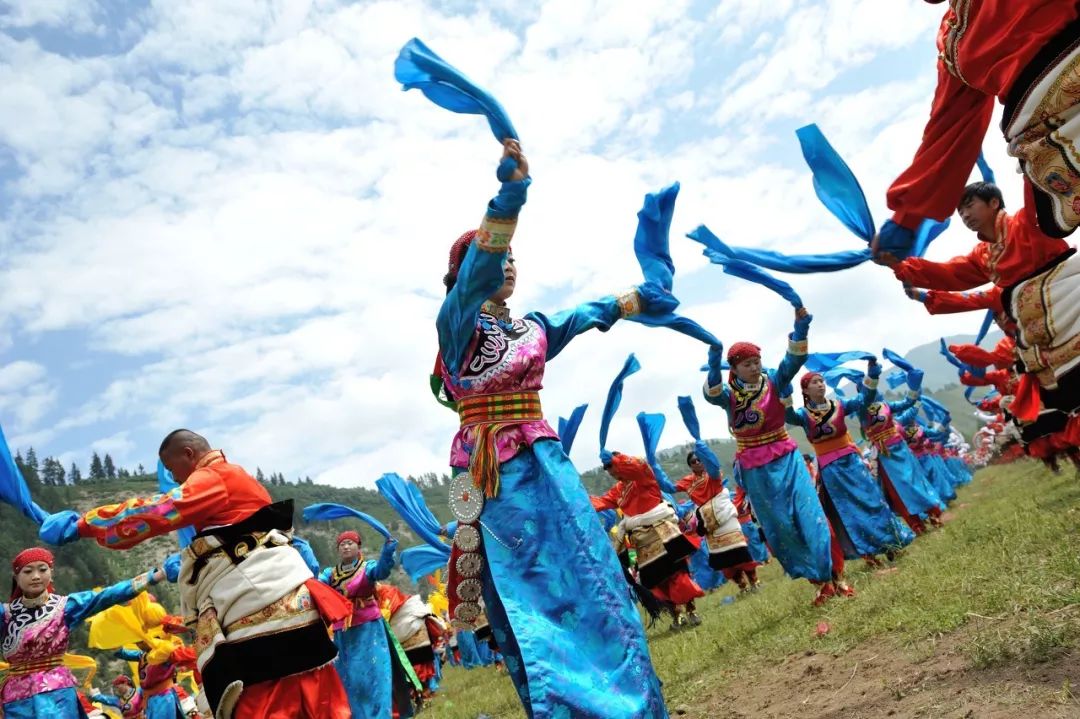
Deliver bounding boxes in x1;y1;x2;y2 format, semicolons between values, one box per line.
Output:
425;460;1080;718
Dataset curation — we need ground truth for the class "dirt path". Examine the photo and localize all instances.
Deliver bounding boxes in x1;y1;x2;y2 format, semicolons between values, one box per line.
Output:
675;631;1080;718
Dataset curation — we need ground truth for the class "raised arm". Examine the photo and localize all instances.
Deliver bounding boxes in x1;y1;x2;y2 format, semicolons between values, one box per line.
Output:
437;141;530;375
64;568;162;627
844;358;881;415
785;405;805;428
590;482;623;512
774;307;811;388
885;59;995;228
115;647;143;662
892;249;990;291
703;344;731;408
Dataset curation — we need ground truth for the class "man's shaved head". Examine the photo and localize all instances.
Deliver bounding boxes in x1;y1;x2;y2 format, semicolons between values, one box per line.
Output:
158;429;211;455
159;429;213;483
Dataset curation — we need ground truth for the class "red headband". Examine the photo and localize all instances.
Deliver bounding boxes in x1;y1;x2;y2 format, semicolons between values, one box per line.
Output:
727;342;761;367
112;675;133;687
800;372;823;390
445;230;477;287
12;547;54;573
337;531;361;546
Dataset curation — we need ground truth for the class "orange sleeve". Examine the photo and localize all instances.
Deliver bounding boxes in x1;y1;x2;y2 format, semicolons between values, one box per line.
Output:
887;60;995;227
171;468;230;528
895;245;990;291
590;482;622;512
925;285;1003;315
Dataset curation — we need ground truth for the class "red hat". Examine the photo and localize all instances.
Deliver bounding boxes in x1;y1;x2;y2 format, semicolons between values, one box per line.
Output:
800;372;823;390
727;342;761;367
444;230;477;289
12;547;54;573
112;675;133;687
10;547;55;600
336;530;361;546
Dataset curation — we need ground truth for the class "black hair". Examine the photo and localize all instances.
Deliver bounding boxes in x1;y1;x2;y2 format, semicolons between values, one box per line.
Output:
159;429;210;455
958;182;1004;211
686;452;699;466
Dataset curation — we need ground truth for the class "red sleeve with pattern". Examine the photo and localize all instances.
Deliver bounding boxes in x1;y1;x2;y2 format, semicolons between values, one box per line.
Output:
887;60;995;227
925;286;1003;315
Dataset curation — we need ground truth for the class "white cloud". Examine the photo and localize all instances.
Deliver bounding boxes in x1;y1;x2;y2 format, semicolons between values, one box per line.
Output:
0;0;101;33
0;1;1005;486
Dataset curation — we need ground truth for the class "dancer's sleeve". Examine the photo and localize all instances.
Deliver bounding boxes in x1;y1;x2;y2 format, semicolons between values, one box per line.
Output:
528;291;636;361
437;181;529;375
886;63;995;227
78;468;231;549
925;287;1003;315
694;440;723;482
65;570;159;627
894;405;919;425
114;648;142;662
590;484;622;512
774;329;809;389
368;540;398;582
785;406;804;426
893;247;989;291
92;694;121;709
888;393;919;415
703;345;730;407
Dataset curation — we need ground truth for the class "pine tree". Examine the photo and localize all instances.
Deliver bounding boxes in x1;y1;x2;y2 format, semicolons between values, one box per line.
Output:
255;467;265;483
103;454;116;480
136;463;146;475
70;463;83;484
22;448;40;485
89;452;105;481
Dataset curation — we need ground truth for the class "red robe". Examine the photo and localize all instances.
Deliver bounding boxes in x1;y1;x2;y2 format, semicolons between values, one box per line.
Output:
674;470;725;507
887;1;1080;228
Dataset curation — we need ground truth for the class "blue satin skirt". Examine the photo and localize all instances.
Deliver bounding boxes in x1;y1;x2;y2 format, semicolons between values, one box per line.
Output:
3;688;87;719
740;519;770;563
475;439;669;719
918;454;957;504
688;540;727;591
740;449;832;582
819;454;915;558
333;618;413;719
946;457;972;486
877;441;944;517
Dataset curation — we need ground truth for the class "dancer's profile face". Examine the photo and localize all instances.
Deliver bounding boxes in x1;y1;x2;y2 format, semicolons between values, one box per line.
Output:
15;561;51;598
489;254;517;303
734;357;761;383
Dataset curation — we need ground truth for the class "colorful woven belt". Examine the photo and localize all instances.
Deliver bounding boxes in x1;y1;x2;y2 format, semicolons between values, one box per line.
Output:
867;426;900;449
735;427;791;451
4;656;63;676
457;391;543;498
810;433;855;457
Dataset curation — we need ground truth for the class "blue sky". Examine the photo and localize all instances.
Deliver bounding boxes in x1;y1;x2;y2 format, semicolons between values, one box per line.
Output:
0;0;1018;486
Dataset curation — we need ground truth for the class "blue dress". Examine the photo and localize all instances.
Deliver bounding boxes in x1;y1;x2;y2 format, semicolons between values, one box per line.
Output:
704;335;834;582
437;200;667;718
786;392;915;558
860;396;944;518
113;648;184;719
319;555;416;719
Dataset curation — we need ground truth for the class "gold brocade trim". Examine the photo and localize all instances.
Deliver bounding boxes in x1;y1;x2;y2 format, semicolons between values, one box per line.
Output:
788;339;808;356
457;391;543;427
704;382;724;398
629;521;681;567
3;656;63;676
225;585;314;634
940;0;972;87
735;427;791;450
616;289;641;318
706;530;748;552
863;377;879;390
475;215;516;252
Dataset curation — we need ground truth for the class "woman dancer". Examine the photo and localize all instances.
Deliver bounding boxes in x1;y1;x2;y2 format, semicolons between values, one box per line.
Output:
786;362;915;568
435;140;671;718
702;309;846;605
1;548;165;718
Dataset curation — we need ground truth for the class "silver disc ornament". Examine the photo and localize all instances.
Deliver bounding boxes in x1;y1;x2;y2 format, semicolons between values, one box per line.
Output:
457;578;483;603
449;471;484;523
454;524;480;552
454;602;480;625
455;551;483;579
